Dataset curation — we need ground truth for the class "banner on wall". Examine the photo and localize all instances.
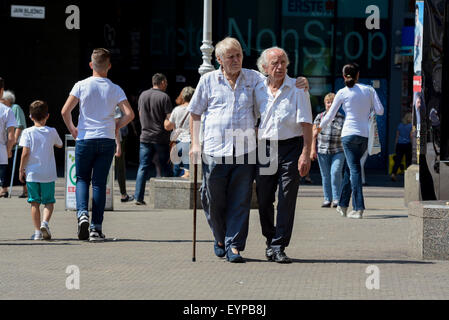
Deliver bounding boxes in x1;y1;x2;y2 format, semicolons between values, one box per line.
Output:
413;1;424;164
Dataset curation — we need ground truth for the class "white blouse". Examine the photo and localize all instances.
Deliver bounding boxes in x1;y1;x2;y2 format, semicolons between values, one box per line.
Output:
320;83;384;138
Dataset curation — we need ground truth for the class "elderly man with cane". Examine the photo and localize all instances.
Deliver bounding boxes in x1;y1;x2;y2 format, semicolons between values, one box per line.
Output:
189;38;309;263
254;47;313;263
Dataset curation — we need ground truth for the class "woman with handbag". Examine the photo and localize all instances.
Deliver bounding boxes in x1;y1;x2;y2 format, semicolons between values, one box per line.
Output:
164;86;195;178
317;63;384;219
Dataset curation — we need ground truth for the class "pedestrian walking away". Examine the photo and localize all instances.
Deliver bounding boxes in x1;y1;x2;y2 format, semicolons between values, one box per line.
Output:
114;105;135;203
0;78;17;198
0;90;27;198
255;47;313;264
134;73;173;205
18;101;63;240
391;113;413;182
61;48;135;242
164;86;195;179
317;63;384;219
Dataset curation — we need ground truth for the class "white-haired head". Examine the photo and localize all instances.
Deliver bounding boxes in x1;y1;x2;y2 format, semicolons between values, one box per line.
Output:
2;90;16;104
257;47;290;76
215;37;243;60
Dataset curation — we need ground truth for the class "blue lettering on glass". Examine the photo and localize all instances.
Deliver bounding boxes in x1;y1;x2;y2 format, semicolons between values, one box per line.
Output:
147;16;387;76
227;18;387;75
304;20;326;58
256;29;277;51
344;31;364;60
368;32;386;68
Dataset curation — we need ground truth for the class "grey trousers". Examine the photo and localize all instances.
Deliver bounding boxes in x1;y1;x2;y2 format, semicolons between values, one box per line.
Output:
256;137;303;252
201;153;256;252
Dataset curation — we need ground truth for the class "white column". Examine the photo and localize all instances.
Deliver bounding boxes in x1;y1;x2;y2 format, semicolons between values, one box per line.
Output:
199;0;215;76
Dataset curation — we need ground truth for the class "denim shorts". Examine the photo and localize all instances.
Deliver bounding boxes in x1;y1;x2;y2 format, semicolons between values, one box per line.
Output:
26;182;56;204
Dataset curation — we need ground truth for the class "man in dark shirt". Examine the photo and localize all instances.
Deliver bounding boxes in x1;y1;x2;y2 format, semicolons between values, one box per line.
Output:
134;74;173;205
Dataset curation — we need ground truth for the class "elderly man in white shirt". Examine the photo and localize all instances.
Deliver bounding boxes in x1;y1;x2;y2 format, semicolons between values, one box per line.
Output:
189;38;309;263
254;47;313;264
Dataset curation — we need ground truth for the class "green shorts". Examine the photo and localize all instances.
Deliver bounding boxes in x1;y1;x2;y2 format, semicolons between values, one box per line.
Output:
26;182;56;205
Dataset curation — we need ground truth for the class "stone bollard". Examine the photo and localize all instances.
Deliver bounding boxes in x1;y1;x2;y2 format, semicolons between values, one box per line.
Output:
148;177;258;210
409;201;449;260
404;165;421;207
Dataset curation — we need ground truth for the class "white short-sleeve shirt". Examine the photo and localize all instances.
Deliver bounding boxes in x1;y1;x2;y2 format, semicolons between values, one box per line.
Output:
0;103;17;165
70;76;127;140
255;75;313;140
187;68;265;157
19;126;63;183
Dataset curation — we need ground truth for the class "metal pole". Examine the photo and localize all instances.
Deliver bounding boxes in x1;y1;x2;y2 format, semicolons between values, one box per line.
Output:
193;0;214;262
199;0;215;76
193;163;198;262
8;146;19;199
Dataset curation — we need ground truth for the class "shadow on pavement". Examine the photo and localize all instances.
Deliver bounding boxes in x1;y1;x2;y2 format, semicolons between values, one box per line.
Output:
0;240;78;246
364;215;408;219
291;259;433;265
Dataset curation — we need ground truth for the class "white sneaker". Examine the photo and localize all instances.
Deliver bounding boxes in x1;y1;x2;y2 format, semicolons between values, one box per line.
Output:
40;223;52;240
336;206;348;217
31;232;43;241
347;210;364;219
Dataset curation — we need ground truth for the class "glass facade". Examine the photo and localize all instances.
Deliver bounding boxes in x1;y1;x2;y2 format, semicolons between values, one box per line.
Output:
0;0;393;168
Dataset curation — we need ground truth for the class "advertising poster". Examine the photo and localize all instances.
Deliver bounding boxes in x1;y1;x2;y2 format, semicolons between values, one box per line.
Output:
413;1;424;163
65;148;114;211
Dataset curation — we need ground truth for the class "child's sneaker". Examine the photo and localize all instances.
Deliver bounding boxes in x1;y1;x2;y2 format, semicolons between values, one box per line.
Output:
40;222;52;240
89;229;106;242
31;232;43;241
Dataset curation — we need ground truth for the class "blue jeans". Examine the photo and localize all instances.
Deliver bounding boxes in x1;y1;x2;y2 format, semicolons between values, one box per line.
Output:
173;141;190;177
317;152;345;202
201;153;256;252
340;135;368;211
134;142;171;202
75;139;116;230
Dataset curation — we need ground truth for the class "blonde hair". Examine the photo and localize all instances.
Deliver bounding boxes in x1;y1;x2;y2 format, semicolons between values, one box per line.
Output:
215;37;243;60
324;93;336;103
402;112;412;124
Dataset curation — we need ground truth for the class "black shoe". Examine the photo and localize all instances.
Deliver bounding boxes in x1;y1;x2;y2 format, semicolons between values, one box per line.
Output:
121;195;135;203
89;229;106;242
77;215;89;240
273;251;292;264
136;200;147;206
321;201;331;208
265;246;274;261
18;193;28;199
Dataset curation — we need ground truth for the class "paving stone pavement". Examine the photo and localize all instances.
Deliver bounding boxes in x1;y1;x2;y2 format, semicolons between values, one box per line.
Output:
0;178;448;300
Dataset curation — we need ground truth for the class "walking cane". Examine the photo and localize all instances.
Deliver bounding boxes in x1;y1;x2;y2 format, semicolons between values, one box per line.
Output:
192;162;198;262
8;146;19;199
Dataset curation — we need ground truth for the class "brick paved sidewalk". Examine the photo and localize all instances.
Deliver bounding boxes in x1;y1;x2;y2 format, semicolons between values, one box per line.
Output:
0;179;447;300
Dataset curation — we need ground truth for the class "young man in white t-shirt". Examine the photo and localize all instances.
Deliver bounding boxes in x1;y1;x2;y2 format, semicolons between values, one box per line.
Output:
61;48;134;242
19;101;63;240
0;77;17;198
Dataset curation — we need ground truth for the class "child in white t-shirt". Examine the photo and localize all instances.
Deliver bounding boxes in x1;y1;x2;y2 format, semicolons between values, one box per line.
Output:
19;101;63;240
